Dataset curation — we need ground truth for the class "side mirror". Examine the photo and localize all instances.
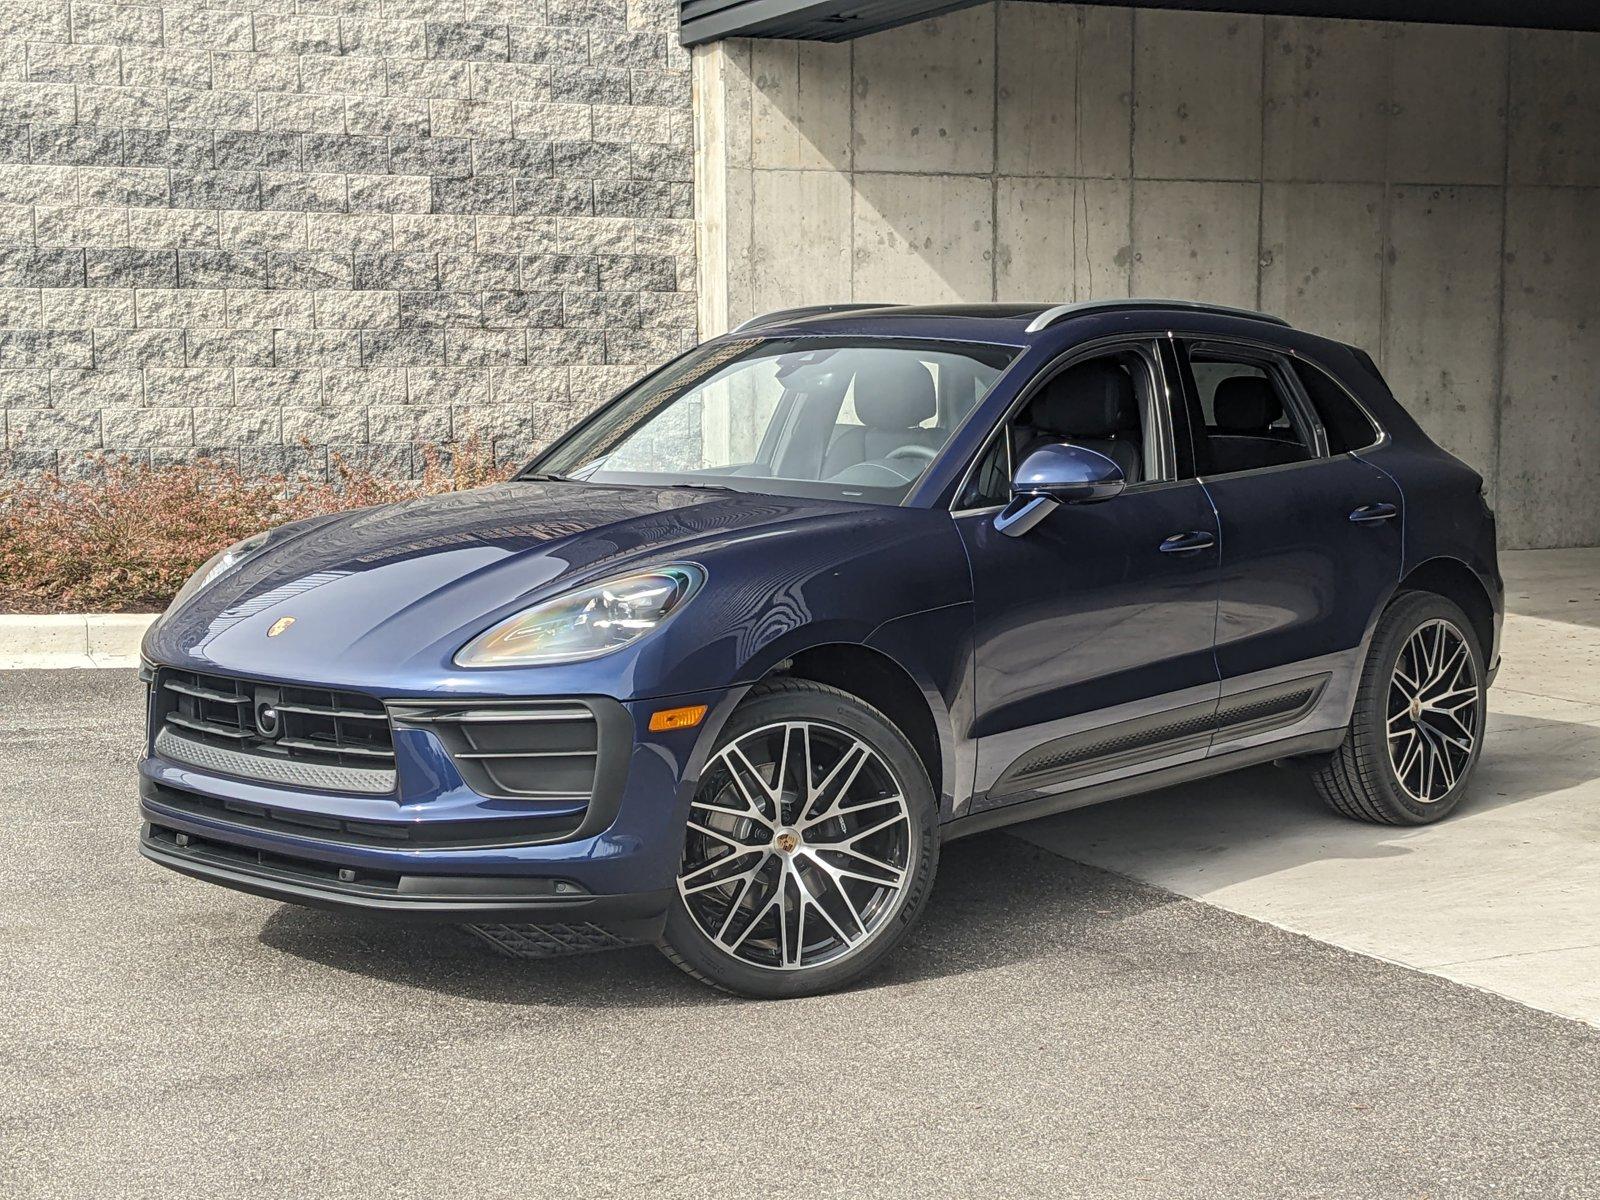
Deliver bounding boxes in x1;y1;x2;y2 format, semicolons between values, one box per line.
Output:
994;443;1126;538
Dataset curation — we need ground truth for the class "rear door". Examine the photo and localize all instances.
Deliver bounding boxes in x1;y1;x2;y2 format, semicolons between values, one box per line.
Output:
1174;339;1402;756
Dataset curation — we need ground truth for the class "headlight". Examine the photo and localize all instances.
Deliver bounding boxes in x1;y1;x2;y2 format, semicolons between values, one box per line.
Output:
164;530;271;615
455;565;704;668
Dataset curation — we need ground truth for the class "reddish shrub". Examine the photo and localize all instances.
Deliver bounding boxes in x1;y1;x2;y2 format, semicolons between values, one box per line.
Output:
0;440;513;614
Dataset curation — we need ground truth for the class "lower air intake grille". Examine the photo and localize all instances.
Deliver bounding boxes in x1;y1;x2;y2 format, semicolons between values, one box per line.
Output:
154;668;396;795
387;701;607;802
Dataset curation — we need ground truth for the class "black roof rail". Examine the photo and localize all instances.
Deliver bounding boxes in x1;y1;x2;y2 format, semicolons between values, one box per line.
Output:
1024;298;1291;333
730;303;897;333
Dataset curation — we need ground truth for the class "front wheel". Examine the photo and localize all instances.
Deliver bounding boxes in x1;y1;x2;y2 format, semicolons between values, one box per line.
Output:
659;680;939;998
1309;591;1487;825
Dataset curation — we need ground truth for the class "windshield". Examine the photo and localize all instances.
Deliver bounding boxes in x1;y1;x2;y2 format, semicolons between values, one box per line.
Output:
529;337;1017;505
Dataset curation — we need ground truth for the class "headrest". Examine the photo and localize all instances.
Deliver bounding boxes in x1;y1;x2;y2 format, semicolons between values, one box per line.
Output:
1030;360;1137;438
1213;377;1283;432
850;356;937;430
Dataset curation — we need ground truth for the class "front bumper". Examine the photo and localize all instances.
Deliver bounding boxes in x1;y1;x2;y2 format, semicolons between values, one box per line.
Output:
138;667;738;925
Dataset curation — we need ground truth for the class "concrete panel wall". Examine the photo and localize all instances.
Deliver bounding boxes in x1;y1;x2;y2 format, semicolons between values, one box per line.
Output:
695;5;1600;548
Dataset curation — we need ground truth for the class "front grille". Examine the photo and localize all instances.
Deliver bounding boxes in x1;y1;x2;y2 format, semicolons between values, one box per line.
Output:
154;668;396;795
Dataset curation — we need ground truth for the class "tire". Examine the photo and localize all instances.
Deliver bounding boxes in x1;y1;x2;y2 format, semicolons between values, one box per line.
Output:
1309;591;1487;825
658;679;940;998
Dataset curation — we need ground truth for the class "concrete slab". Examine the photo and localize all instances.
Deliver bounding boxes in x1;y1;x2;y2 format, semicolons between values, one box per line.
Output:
0;615;91;663
748;38;851;172
1262;16;1389;183
1508;30;1600;187
996;1;1131;179
1129;179;1259;308
1258;181;1383;350
1133;9;1262;181
0;613;155;670
851;5;994;175
1499;546;1600;629
1014;548;1600;1027
852;172;994;301
1387;23;1507;186
750;168;854;312
1500;186;1600;549
995;176;1131;302
1380;184;1503;489
692;42;743;336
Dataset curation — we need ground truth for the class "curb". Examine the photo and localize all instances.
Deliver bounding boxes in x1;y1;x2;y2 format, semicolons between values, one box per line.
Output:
0;613;158;670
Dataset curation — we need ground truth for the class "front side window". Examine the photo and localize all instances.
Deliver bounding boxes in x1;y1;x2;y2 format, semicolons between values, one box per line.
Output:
959;346;1166;508
532;337;1015;505
1183;346;1317;476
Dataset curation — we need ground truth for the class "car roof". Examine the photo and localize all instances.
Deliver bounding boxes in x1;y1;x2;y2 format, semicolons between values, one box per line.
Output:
729;300;1294;347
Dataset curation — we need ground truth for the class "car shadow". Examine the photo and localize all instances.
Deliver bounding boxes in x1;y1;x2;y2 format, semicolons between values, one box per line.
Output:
255;833;1175;1007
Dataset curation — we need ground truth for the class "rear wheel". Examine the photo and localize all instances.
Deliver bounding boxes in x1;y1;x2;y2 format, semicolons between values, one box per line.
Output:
659;680;938;998
1309;592;1486;825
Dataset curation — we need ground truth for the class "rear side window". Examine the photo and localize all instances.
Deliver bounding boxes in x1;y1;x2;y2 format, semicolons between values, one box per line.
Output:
1182;347;1315;476
1293;359;1380;454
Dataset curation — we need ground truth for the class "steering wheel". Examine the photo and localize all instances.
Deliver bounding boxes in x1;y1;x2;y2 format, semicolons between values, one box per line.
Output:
884;444;938;465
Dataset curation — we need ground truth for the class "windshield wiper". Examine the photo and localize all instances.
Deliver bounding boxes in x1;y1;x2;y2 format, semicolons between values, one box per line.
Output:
519;471;572;483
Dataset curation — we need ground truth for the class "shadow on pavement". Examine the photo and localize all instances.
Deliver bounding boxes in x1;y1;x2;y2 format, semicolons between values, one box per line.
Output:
255;833;1178;1007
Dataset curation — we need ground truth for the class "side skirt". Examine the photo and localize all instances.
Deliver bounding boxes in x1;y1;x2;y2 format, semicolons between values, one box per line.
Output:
988;674;1329;799
940;728;1345;843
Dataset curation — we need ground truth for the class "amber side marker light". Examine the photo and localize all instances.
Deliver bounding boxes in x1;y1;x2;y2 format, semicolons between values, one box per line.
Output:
649;704;708;732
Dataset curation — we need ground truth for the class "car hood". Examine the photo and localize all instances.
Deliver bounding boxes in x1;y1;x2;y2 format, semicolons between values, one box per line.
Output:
149;481;875;681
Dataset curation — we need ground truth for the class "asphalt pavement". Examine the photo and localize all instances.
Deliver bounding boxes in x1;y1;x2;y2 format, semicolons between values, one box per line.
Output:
3;670;1597;1199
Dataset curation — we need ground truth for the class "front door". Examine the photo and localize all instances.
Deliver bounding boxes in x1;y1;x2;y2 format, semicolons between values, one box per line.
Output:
953;342;1222;812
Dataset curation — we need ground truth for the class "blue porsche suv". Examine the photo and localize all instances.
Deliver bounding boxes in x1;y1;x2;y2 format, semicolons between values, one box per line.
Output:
139;300;1502;997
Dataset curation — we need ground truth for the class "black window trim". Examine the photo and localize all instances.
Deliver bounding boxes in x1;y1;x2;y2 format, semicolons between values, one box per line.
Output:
950;334;1182;516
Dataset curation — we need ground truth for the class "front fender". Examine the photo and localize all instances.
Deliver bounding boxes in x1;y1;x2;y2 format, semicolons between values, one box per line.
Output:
629;507;973;699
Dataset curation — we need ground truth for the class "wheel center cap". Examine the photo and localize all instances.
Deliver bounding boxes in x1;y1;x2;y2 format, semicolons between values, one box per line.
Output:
1409;696;1423;721
774;830;801;854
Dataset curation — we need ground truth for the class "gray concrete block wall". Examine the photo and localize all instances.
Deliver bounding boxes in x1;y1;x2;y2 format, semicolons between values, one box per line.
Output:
0;0;697;479
695;4;1600;549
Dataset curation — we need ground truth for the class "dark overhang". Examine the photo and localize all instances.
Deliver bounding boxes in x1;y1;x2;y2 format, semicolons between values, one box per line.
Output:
680;0;1600;45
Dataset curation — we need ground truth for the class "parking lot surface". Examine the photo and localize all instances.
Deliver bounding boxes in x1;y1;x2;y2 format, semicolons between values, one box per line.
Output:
4;669;1598;1199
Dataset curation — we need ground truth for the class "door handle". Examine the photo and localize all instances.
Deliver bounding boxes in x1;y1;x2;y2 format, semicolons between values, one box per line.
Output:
1159;530;1215;554
1349;502;1398;524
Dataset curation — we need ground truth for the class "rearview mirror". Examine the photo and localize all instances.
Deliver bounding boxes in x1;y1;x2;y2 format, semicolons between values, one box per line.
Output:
994;443;1126;537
